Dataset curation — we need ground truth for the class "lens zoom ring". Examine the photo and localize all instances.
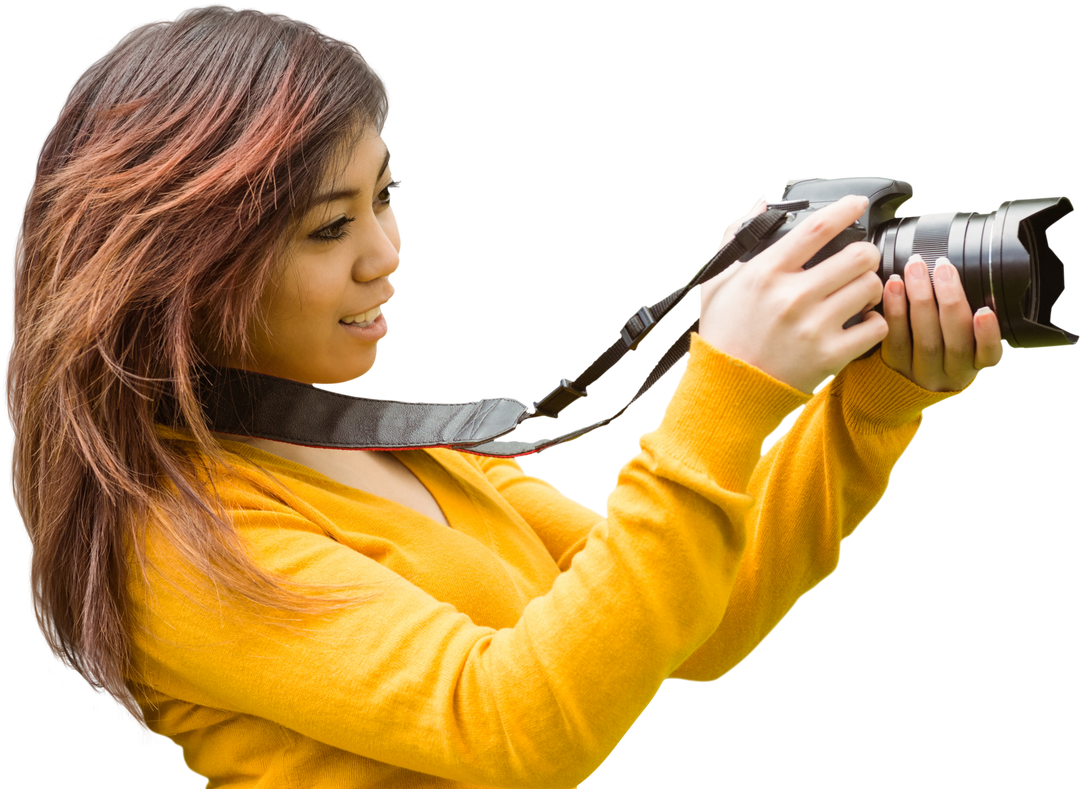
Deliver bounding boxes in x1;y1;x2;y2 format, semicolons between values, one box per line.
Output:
911;212;954;278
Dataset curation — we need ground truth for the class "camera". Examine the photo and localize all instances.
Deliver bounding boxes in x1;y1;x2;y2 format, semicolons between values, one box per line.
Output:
739;177;1075;348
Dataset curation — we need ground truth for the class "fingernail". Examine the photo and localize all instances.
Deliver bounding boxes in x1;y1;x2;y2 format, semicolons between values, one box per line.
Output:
753;195;767;210
887;273;903;295
934;258;953;282
975;306;992;318
907;258;925;278
907;254;925;263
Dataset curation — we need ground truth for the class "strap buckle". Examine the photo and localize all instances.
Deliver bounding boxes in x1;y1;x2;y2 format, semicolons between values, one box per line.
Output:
532;378;587;419
620;306;656;351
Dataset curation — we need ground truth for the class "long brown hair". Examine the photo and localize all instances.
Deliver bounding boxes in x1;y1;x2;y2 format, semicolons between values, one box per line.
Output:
8;6;388;719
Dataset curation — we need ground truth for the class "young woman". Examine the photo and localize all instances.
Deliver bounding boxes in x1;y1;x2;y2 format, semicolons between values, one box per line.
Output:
9;7;1003;787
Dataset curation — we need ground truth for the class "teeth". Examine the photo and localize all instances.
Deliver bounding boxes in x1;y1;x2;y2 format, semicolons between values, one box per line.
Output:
342;305;382;325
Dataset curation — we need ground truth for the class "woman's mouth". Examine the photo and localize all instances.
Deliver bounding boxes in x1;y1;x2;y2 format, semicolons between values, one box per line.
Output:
340;306;387;341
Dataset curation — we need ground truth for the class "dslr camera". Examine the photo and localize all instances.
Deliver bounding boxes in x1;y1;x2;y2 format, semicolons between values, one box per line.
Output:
739;177;1075;348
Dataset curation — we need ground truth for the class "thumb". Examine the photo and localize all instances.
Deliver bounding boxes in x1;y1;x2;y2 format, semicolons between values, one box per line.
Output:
706;196;767;301
720;196;768;249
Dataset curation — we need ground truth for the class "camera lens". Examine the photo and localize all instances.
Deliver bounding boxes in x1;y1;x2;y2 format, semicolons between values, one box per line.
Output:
872;197;1076;348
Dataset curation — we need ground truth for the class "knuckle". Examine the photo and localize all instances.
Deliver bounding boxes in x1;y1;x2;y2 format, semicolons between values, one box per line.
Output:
802;214;832;239
851;241;881;269
915;334;941;356
934;286;963;308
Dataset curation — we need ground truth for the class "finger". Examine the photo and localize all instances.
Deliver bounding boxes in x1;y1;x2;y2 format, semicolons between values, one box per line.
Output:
836;309;890;363
747;191;773;215
880;273;912;378
804;240;881;305
757;194;870;273
976;306;1006;371
904;254;945;387
931;258;976;382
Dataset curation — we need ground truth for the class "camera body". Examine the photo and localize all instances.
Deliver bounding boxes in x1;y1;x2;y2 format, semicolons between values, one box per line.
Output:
740;177;1076;348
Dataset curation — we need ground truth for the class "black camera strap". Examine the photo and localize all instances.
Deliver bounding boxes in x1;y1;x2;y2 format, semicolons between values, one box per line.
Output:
195;209;789;458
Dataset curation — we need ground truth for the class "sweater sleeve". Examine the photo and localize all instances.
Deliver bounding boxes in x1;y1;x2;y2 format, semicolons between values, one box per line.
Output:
670;346;965;681
473;457;603;572
131;334;808;788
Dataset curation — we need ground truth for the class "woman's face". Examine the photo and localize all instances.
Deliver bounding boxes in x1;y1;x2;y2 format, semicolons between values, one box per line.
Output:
233;129;400;384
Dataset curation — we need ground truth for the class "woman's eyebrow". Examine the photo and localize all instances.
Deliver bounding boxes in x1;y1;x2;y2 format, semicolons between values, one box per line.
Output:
309;147;391;207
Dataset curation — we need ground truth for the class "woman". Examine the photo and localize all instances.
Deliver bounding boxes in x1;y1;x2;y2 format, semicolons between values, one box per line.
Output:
8;0;403;759
8;3;989;785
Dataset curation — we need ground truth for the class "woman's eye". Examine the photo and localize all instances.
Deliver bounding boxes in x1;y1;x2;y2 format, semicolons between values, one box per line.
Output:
311;215;356;243
380;177;406;207
311;177;403;243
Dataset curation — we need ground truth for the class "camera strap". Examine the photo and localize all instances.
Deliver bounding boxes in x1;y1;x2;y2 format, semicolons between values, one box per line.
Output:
195;208;790;457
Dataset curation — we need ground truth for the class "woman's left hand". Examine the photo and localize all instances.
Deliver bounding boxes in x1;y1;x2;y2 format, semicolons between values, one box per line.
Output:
877;254;1004;392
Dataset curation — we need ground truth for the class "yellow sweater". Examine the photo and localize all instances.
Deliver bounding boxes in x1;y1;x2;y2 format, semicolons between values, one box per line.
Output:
133;335;958;788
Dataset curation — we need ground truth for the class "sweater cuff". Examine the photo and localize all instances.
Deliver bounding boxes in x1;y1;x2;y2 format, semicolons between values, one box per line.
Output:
830;347;969;435
647;333;811;488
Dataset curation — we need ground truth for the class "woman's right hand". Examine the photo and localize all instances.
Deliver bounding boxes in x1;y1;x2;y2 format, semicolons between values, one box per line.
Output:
699;194;889;394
